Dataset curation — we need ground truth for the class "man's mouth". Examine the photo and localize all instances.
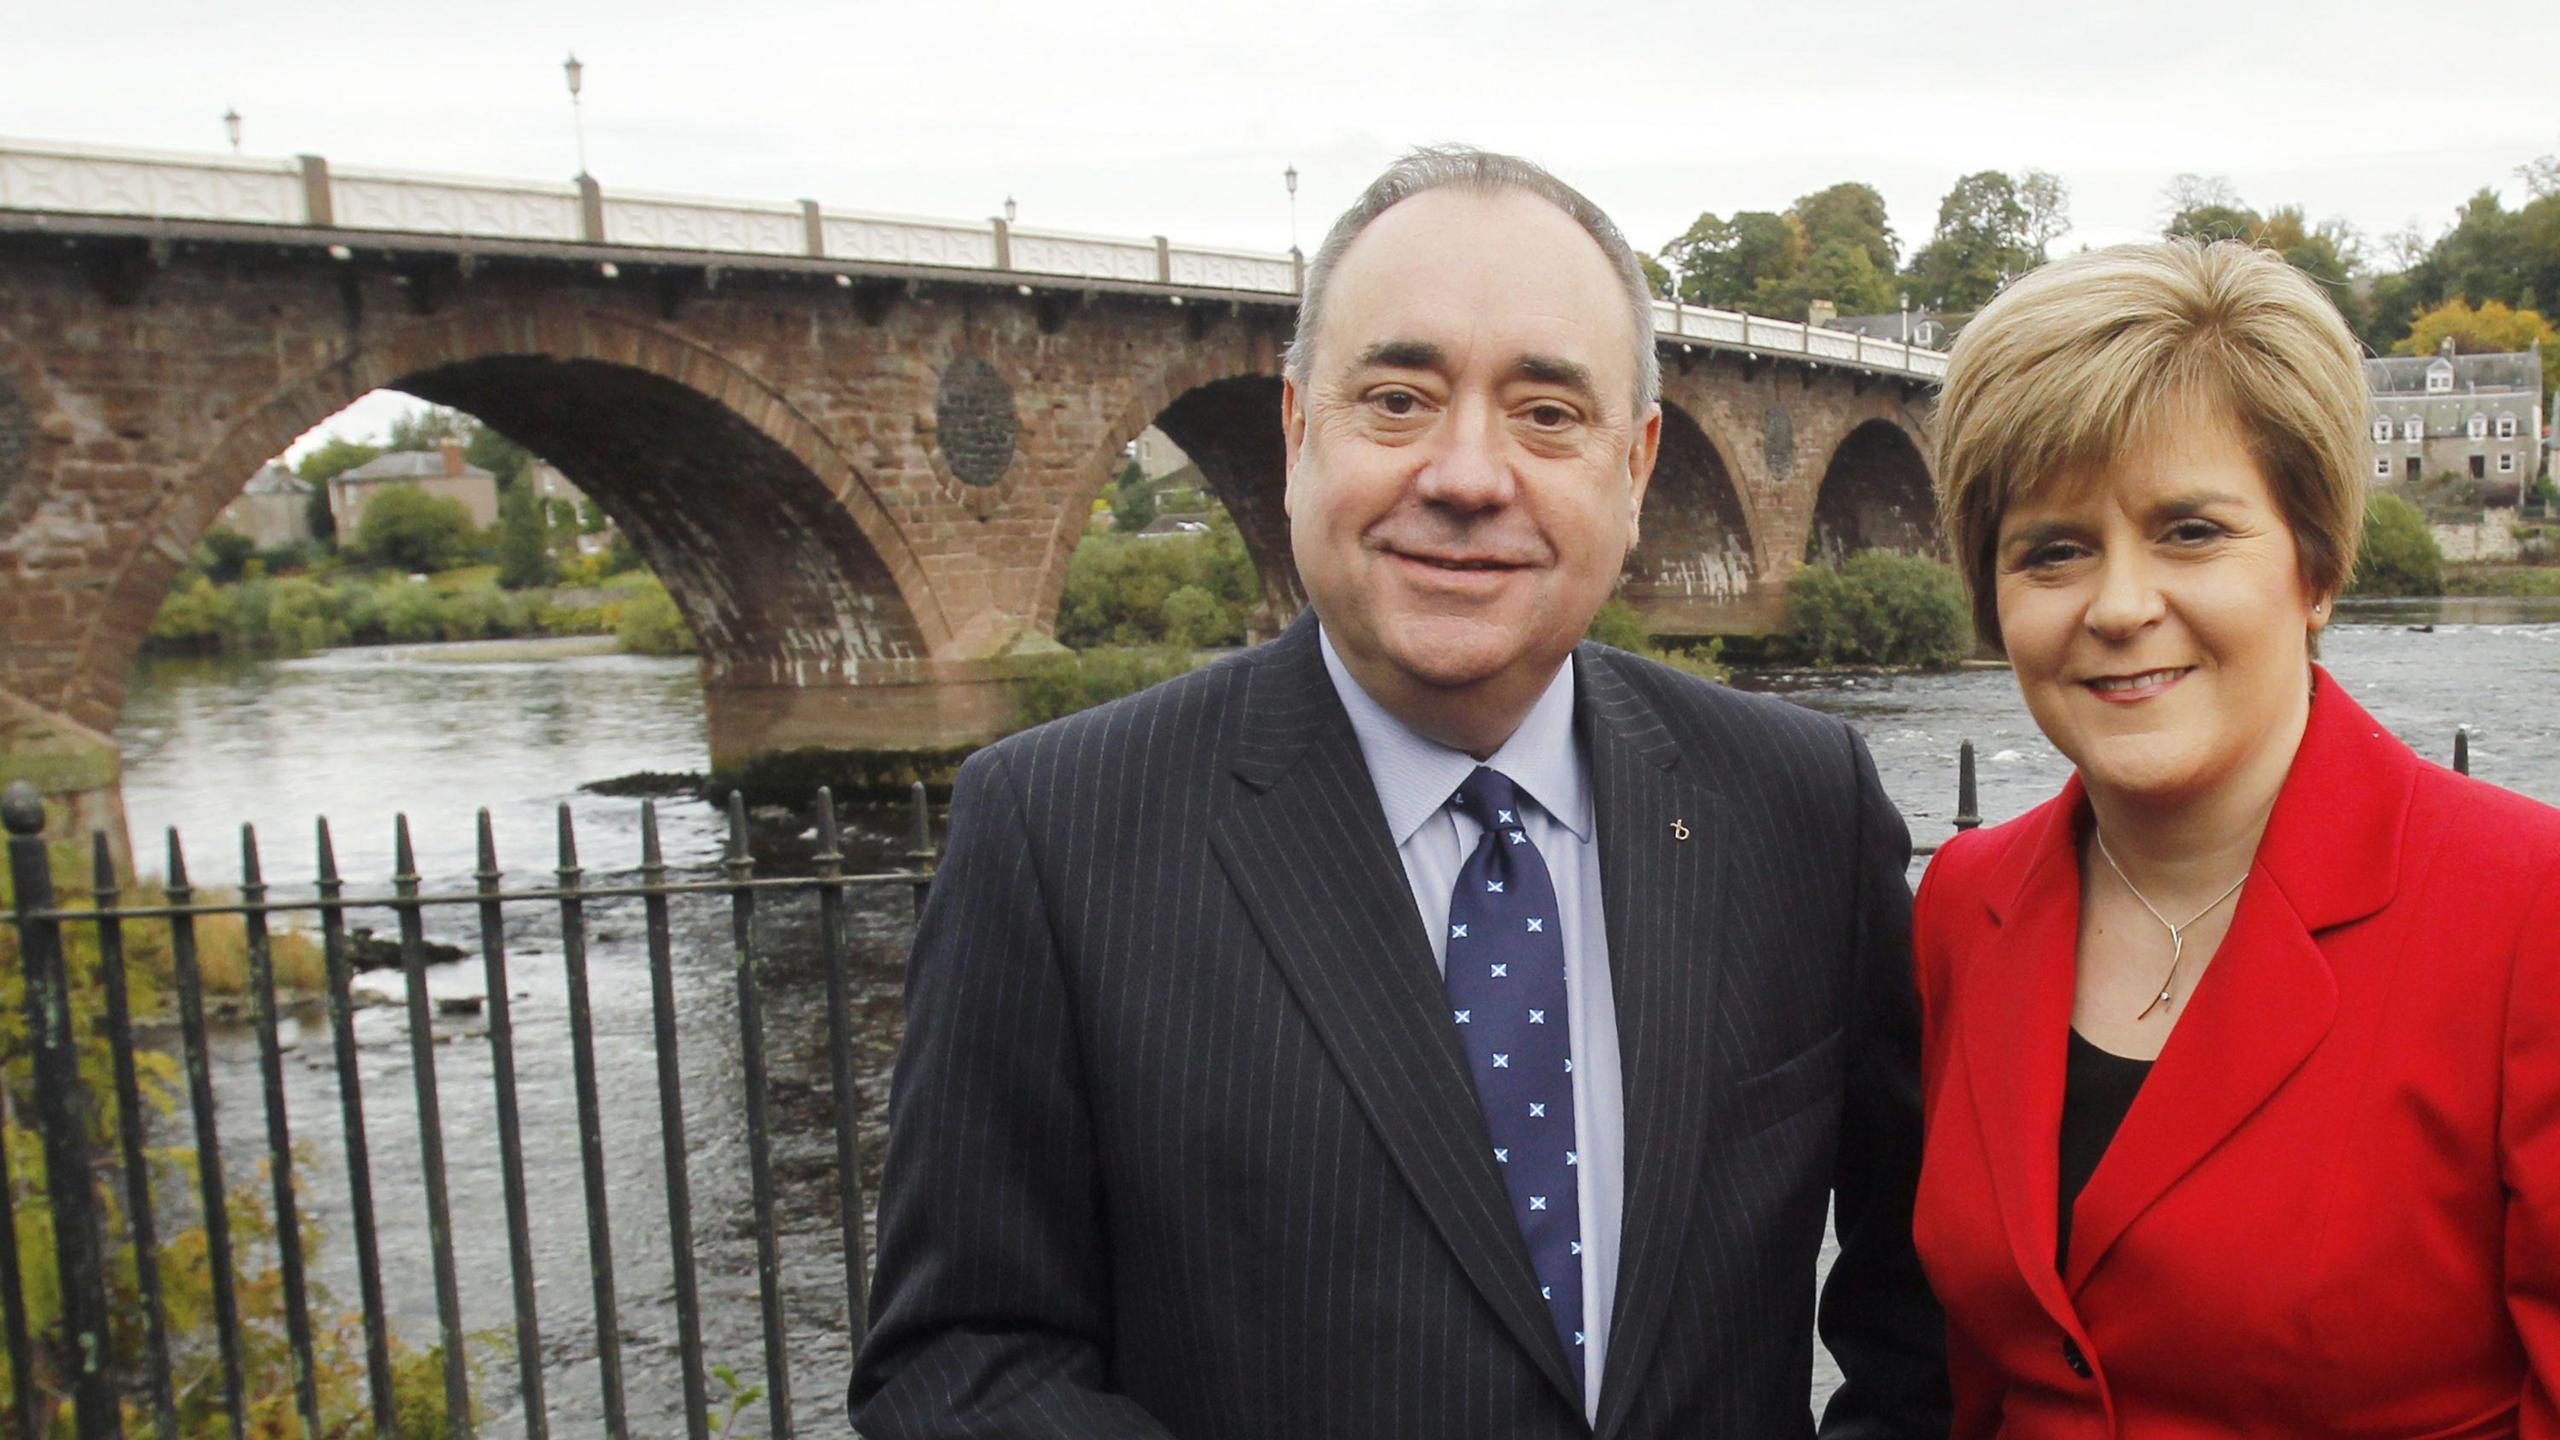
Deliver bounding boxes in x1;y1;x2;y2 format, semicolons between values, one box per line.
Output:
1392;550;1526;572
2083;667;2193;698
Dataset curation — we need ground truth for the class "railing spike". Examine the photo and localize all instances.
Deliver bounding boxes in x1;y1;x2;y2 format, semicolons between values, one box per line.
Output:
557;801;580;868
477;806;500;877
166;825;191;890
315;815;340;884
241;821;265;888
394;812;417;878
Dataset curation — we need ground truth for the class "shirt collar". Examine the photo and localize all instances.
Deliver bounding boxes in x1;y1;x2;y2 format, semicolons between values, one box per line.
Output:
1318;625;1592;848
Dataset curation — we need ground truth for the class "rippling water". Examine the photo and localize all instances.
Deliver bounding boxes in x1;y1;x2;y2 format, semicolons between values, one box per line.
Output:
110;598;2560;1432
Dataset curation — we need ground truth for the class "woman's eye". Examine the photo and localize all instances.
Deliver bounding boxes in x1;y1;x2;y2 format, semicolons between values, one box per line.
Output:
2164;518;2225;545
2021;542;2084;570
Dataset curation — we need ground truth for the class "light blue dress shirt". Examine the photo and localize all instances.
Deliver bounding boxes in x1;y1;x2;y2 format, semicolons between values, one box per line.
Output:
1319;629;1625;1421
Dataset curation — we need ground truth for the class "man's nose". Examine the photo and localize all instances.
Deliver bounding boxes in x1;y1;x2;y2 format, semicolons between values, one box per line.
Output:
1412;400;1516;511
2083;550;2166;639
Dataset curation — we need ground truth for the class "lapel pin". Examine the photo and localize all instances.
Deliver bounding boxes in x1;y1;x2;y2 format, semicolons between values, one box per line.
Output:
1671;819;1690;841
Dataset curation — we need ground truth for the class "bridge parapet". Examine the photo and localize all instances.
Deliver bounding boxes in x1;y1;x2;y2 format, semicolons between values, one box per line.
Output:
1;137;1943;379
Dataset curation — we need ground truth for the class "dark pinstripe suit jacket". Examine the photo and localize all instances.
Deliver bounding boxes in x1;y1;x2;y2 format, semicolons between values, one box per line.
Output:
850;614;1949;1439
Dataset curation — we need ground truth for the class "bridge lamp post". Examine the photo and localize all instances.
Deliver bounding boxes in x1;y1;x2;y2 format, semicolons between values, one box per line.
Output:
1004;195;1017;224
223;107;241;154
564;52;589;179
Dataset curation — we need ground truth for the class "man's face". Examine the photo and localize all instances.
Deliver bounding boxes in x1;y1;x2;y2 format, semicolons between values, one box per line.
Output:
1284;187;1660;728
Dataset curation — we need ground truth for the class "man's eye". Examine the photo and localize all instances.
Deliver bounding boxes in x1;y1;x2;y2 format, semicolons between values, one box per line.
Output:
1523;402;1577;430
1371;389;1423;416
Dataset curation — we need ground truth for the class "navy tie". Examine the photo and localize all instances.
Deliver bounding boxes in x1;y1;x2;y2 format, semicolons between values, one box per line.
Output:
1444;766;1584;1392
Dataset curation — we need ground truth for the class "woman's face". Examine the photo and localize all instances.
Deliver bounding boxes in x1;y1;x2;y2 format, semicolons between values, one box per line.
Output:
1992;408;2328;812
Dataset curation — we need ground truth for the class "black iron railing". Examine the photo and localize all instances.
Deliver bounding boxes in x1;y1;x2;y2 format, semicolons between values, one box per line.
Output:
1;781;935;1439
0;724;2484;1435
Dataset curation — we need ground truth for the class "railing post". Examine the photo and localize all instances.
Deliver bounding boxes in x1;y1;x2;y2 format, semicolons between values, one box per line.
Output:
297;153;334;226
2;782;121;1438
1154;235;1172;284
991;216;1012;271
1954;741;1981;832
908;779;937;915
801;198;825;258
2455;727;2471;776
578;173;607;244
1291;244;1304;293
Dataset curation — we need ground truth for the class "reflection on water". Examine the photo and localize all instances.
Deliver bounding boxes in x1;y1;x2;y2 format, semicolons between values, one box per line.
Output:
106;603;2560;1431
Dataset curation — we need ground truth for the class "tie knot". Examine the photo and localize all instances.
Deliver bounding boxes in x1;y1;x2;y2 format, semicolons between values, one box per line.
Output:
1452;766;1526;831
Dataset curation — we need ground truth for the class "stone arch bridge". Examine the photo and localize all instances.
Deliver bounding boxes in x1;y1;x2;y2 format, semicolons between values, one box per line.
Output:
0;140;1944;839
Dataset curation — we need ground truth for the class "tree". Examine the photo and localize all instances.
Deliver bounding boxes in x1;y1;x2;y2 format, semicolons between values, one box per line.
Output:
1111;462;1158;534
1791;182;1898;275
2165;201;2262;244
1755;237;1897;321
198;527;257;584
468;423;536;489
353;484;477;573
296;434;382;547
1904;171;2033;311
2395;298;2560;393
2351;492;2443;596
1637;252;1674;300
2017;169;2071;265
1662;210;1797;309
385;405;470;451
495;485;558;589
2161;173;2245;223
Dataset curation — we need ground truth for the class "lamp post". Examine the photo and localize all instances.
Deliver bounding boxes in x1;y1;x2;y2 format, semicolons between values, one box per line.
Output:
563;53;588;178
1004;195;1017;224
1285;163;1299;252
223;107;241;154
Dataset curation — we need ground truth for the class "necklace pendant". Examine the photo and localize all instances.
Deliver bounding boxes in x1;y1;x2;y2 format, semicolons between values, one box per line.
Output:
2136;985;2174;1022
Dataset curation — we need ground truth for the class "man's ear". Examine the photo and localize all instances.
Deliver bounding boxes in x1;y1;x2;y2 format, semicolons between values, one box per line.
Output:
1281;376;1308;518
1625;401;1662;545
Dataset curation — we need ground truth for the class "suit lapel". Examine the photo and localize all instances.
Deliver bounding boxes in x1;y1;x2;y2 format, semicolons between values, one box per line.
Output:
1958;793;2083;1330
1578;650;1727;1440
1208;617;1583;1407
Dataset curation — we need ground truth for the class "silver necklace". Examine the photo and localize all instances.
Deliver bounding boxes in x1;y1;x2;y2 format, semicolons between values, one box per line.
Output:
2092;830;2249;1020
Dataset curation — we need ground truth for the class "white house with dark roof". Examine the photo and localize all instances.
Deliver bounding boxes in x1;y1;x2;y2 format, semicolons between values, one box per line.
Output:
216;463;314;549
2364;340;2544;490
326;442;500;537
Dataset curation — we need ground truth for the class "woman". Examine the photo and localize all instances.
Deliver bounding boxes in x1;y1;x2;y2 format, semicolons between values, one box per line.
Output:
1914;239;2560;1438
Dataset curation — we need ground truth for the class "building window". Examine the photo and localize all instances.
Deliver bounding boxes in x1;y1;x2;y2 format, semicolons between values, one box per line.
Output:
2498;413;2519;439
2375;455;2392;477
2500;452;2517;474
2469;414;2489;441
2371;420;2390;442
2428;364;2455;394
2405;417;2425;442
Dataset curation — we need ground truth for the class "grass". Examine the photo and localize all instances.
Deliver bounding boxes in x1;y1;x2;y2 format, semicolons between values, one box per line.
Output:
2444;565;2560;597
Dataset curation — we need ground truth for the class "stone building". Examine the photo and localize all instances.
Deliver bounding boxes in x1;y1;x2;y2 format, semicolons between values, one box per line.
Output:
2364;342;2545;492
327;442;500;536
215;463;313;549
524;459;620;554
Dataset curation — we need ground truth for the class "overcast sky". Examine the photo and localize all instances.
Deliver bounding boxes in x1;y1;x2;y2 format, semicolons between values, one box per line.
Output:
15;0;2556;452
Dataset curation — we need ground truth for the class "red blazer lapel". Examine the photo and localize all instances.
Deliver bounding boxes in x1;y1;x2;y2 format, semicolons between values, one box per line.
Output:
2063;669;2412;1294
1957;787;2084;1329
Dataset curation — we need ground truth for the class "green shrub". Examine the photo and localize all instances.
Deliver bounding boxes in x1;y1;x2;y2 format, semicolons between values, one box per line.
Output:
198;528;258;584
1057;520;1262;649
495;486;559;591
1584;598;1649;651
354;485;478;573
1783;553;1971;668
1161;583;1242;649
1014;648;1202;728
2352;492;2445;596
615;577;696;655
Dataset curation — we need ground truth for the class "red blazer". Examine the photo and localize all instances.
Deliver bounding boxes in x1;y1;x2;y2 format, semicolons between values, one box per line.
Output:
1913;672;2560;1439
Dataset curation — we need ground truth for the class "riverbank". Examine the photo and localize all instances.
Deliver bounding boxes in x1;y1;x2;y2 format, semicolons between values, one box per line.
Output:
147;564;695;659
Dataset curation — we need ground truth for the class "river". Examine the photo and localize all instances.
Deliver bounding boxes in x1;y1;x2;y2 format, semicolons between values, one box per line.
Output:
110;597;2560;1433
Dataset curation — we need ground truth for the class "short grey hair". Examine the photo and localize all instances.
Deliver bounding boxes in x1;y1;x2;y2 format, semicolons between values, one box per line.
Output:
1285;145;1662;412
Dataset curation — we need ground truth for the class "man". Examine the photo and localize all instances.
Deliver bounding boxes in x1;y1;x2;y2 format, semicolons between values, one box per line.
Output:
850;147;1948;1439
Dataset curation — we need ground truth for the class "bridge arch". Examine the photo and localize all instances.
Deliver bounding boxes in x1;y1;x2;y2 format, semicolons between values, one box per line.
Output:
1620;401;1760;635
84;301;948;733
1041;353;1298;642
1803;416;1940;567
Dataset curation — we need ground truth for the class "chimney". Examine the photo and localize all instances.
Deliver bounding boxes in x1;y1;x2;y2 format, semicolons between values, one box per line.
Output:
1807;298;1839;327
441;440;465;476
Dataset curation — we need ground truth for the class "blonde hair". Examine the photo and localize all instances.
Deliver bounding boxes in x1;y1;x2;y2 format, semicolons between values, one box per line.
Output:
1934;240;2368;649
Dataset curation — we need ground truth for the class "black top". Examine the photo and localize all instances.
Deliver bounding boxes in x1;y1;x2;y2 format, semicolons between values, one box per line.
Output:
2057;1028;2153;1271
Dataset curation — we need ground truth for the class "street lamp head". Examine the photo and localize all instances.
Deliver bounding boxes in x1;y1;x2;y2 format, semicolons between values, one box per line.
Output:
1004;195;1017;224
564;53;584;98
223;107;241;153
1285;164;1297;197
